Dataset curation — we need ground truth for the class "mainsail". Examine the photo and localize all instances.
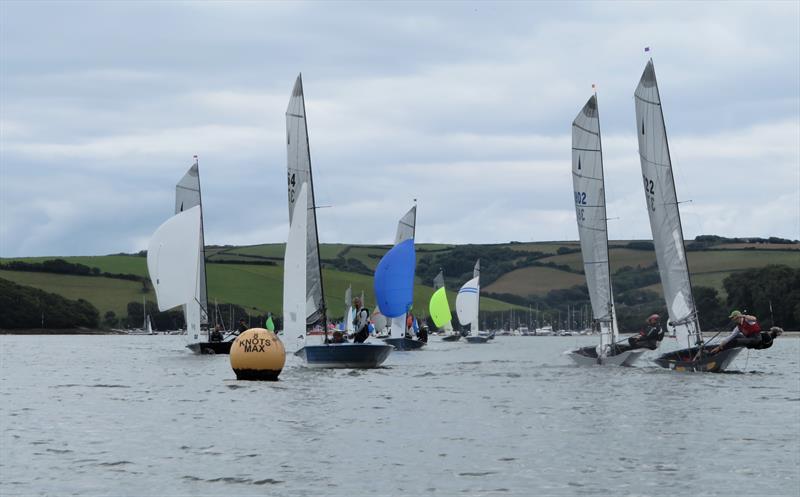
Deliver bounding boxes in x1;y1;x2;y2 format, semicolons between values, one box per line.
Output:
634;59;700;348
286;74;325;329
174;157;208;325
344;285;354;333
572;94;617;355
395;205;416;244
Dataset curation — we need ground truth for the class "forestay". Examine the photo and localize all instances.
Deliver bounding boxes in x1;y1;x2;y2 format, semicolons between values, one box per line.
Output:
286;74;325;329
634;59;699;348
572;94;617;352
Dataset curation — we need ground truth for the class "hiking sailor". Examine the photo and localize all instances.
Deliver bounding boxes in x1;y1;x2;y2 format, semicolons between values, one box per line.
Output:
625;313;665;351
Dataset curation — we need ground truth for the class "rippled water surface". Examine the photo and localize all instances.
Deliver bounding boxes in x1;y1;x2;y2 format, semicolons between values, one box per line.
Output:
1;335;799;496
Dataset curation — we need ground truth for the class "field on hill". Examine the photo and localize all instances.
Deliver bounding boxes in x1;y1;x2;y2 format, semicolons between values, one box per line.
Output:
2;239;797;328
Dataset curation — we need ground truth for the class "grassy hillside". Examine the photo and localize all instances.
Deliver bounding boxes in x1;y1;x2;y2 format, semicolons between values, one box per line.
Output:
2;239;797;327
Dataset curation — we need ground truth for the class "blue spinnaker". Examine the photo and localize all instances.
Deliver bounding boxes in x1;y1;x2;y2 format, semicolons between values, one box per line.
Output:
373;238;416;318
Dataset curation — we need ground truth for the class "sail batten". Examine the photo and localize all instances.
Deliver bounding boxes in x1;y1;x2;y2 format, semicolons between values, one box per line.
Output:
634;59;700;348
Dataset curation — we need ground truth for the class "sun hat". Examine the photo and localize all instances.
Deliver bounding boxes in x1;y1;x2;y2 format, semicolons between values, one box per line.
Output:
728;310;742;319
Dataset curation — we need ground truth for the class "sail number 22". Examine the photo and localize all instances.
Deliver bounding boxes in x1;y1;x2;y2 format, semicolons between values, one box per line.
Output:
642;174;656;212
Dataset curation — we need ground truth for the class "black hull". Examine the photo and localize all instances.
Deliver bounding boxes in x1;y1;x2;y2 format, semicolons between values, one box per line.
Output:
187;341;234;355
465;336;489;344
654;345;742;372
441;334;461;342
384;337;426;350
295;343;392;368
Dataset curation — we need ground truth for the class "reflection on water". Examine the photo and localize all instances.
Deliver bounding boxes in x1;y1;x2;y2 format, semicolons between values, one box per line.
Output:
1;335;798;496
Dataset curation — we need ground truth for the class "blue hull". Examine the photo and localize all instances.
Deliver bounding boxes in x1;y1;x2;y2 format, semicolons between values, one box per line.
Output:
295;343;393;368
384;337;426;350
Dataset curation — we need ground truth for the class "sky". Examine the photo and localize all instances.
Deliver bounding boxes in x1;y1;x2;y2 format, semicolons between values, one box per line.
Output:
1;1;798;257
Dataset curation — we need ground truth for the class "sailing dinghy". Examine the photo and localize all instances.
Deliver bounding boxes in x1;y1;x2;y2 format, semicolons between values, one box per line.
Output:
566;94;645;366
458;260;488;344
379;206;425;351
430;270;459;342
175;158;232;354
285;74;392;368
634;59;740;372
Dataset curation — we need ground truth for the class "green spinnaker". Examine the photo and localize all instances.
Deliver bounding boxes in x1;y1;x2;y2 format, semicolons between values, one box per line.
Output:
429;287;452;328
266;315;275;332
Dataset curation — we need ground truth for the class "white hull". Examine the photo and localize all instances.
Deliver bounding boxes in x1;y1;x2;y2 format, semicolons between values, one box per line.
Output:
565;348;646;367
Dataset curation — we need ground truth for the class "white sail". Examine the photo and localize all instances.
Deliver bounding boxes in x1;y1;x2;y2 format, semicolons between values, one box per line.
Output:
456;275;480;331
390;315;406;339
174;158;208;325
147;206;202;313
395;205;416;244
572;94;616;356
287;74;325;328
634;59;700;348
344;285;354;333
283;183;309;349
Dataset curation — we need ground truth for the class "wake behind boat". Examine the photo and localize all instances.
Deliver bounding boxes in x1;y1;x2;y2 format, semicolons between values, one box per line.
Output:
284;74;392;368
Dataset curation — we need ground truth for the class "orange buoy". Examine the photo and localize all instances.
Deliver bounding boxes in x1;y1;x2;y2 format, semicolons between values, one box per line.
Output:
229;328;286;381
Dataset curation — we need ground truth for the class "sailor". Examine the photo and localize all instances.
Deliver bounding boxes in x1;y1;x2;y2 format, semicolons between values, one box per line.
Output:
352;298;370;344
627;313;665;350
711;310;762;353
235;318;248;336
210;324;224;342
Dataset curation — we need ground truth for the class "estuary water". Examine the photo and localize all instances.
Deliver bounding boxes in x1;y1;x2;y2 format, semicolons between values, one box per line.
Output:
1;335;798;497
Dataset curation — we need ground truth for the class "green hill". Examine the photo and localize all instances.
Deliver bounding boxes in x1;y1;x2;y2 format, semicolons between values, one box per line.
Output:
2;237;797;330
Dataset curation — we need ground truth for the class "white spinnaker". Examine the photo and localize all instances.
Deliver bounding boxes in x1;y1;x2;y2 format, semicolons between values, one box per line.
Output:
147;206;202;314
175;160;208;325
283;183;309;350
456;276;480;332
634;59;699;348
390;316;406;339
286;74;324;329
572;94;616;355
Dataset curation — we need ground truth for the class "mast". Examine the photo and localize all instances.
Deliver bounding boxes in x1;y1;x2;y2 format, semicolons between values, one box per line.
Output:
194;155;210;328
595;92;616;342
299;74;329;343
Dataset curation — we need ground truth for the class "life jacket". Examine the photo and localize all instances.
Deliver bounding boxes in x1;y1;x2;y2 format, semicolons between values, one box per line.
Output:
739;318;761;337
354;308;369;332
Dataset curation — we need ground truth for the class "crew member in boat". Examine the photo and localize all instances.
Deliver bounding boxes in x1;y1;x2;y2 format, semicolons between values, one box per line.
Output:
710;310;782;353
235;318;248;336
352;297;370;344
626;313;665;350
210;324;224;342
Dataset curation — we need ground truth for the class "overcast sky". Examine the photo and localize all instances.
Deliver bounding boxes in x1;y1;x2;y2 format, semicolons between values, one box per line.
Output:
1;1;798;257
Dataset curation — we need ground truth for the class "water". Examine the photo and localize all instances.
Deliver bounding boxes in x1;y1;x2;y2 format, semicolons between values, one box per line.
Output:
1;335;798;496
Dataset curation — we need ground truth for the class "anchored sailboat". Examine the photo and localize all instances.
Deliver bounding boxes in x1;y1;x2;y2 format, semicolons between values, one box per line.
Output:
285;74;392;368
566;94;645;366
379;205;425;350
634;59;740;372
458;260;487;344
430;270;458;342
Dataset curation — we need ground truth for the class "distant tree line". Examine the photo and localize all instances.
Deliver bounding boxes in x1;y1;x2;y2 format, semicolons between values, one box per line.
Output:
0;278;99;329
0;259;146;284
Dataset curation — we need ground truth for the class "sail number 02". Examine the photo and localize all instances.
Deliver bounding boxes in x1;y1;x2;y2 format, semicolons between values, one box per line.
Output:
574;191;587;221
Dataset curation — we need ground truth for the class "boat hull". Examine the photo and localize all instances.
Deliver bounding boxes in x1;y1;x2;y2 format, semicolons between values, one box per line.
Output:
566;347;646;367
187;341;233;355
295;343;392;368
384;337;426;350
441;334;461;342
654;345;742;372
465;336;489;344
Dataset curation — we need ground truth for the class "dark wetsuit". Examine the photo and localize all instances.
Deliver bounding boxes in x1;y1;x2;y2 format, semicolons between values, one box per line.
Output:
613;323;664;354
352;308;369;344
210;330;223;342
